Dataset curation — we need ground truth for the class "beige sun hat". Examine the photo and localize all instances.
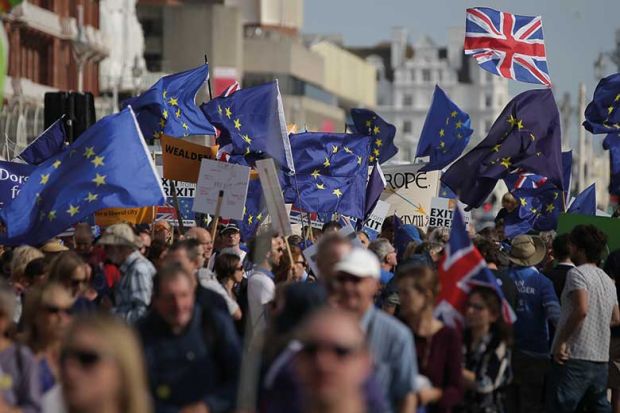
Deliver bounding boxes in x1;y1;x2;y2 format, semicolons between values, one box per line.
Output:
96;223;142;249
507;234;546;267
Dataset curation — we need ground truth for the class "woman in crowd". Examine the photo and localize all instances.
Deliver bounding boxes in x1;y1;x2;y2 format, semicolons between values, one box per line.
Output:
0;281;41;412
21;282;74;399
203;253;243;320
460;287;512;413
10;246;44;322
275;246;308;284
147;239;169;271
396;265;463;412
60;313;151;413
47;251;102;313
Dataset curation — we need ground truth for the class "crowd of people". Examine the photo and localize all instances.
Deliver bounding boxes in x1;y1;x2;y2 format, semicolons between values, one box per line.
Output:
0;202;619;413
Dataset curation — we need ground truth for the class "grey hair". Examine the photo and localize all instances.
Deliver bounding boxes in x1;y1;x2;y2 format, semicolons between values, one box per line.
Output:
0;281;16;321
368;238;395;262
428;227;450;245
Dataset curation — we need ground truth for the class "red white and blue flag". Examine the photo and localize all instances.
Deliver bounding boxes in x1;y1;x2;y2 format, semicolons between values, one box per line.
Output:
435;206;517;327
464;7;551;86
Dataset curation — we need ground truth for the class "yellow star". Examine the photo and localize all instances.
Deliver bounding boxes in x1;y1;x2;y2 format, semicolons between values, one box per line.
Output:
48;210;56;221
40;174;50;185
439;129;445;137
373;148;380;156
247;215;253;225
359;156;364;165
66;204;79;217
92;173;107;187
450;111;458;118
530;208;538;214
234;118;242;130
256;213;263;221
455;120;463;129
373;125;380;135
182;122;189;130
553;192;559;200
83;146;95;159
323;157;331;168
162;109;168;119
546;203;555;213
500;157;512;169
609;106;615;115
332;188;343;198
332;145;339;154
316;183;325;190
217;105;222;115
168;97;178;106
162;90;167;100
530;133;536;141
365;120;372;128
242;134;252;144
85;192;98;202
245;146;250;156
517;119;524;130
175;108;181;118
159;118;165;128
439;141;446;149
375;139;383;147
225;107;232;118
52;160;61;169
343;146;352;154
615;94;620;102
520;197;527;207
369;155;375;163
91;156;105;167
311;169;321;179
492;144;501;152
507;114;519;127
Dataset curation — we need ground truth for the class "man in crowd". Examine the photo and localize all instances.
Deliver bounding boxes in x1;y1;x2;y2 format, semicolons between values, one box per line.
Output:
219;224;246;263
547;225;620;412
368;238;397;286
138;263;241;413
544;234;574;301
97;223;156;323
315;234;352;280
330;247;417;413
185;226;215;275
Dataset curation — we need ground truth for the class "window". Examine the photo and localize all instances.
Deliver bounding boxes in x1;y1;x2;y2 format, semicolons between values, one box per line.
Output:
403;94;413;107
422;69;431;82
484;94;492;108
403;120;412;133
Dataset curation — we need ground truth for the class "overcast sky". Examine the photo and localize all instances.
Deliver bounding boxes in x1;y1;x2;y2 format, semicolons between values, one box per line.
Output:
304;0;620;102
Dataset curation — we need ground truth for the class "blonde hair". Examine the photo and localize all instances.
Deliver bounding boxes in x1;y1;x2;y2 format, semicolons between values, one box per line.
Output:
48;251;87;286
10;246;44;282
63;314;152;413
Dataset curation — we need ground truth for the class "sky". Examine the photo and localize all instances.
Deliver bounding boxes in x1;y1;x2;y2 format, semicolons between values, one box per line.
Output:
304;0;620;102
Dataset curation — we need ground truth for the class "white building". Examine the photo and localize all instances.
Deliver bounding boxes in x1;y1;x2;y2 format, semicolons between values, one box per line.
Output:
353;27;509;162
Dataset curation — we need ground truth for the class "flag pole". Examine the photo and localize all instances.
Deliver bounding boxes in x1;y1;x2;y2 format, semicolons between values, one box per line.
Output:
210;190;224;241
204;53;214;101
169;180;185;234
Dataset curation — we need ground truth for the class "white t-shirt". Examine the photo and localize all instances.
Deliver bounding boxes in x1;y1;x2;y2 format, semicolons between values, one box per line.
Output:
247;269;275;339
553;264;618;362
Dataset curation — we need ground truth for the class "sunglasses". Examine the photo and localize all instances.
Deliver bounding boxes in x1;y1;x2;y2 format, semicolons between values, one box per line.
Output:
300;341;362;359
44;305;73;316
61;348;104;368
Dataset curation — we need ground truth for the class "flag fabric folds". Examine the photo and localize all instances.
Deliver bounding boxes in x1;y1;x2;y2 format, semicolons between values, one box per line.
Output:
286;132;370;219
363;164;386;220
568;183;596;216
350;109;398;164
416;85;473;172
503;186;564;238
604;134;620;195
17;117;67;165
436;207;516;326
441;89;563;209
0;107;165;245
464;7;551;86
235;176;267;241
583;73;620;134
122;64;216;141
201;81;295;174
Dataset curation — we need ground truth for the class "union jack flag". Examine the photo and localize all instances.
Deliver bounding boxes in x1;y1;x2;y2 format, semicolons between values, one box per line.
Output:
504;169;548;190
435;206;516;327
220;81;240;97
464;7;551;86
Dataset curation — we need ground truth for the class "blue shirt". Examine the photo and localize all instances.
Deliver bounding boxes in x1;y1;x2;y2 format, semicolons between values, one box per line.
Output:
380;269;394;285
508;266;560;356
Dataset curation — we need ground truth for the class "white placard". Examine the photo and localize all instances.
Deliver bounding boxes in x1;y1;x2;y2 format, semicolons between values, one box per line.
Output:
362;200;390;240
428;197;471;228
192;159;250;220
256;159;292;237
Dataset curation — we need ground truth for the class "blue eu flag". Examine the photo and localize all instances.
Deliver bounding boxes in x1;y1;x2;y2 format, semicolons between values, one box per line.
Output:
235;176;267;241
201;81;295;173
583;73;620;135
504;185;564;238
441;89;564;209
17;117;67;165
350;109;398;164
0;107;166;245
604;134;620;195
287;132;370;219
416;86;473;172
122;65;216;141
568;183;596;216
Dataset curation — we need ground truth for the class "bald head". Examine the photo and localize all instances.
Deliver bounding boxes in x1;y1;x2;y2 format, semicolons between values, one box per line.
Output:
185;226;213;263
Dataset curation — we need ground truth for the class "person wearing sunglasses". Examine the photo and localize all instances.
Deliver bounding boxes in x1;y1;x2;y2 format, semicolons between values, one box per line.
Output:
293;307;373;413
48;251;100;313
60;313;151;413
202;253;243;321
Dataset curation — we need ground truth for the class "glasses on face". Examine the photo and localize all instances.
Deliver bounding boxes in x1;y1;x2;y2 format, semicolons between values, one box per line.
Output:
300;340;362;360
61;348;105;369
44;304;73;316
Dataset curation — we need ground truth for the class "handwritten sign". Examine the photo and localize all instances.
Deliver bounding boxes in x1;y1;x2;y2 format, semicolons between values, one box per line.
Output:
192;159;250;220
161;135;217;183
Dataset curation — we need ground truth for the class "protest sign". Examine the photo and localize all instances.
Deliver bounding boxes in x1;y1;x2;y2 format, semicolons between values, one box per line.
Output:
95;207;155;227
428;197;471;229
157;166;196;226
193;159;250;220
0;161;35;209
161;135;217;183
557;213;620;252
380;164;440;228
256;159;292;237
289;207;323;229
361;200;390;240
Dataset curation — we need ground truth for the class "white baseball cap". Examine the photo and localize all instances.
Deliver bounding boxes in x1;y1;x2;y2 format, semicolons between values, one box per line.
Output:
334;247;381;279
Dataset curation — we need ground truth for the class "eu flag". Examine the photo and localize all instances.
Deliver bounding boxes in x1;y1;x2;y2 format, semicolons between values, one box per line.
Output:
350;109;397;164
0;107;166;245
583;73;620;135
441;89;563;209
287;132;370;219
122;64;216;141
604;134;620;195
504;185;564;238
201;81;295;173
416;86;473;172
17;117;67;165
568;183;596;216
235;176;267;241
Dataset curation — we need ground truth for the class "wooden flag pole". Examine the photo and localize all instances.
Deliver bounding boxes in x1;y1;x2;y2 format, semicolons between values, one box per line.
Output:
210;190;224;241
204;53;214;100
169;180;185;234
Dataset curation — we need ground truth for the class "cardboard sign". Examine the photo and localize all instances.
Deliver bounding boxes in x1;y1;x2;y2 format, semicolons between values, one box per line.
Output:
256;159;292;237
380;164;440;228
361;200;390;240
156;166;196;226
557;213;620;252
428;197;471;229
193;159;250;220
161;135;217;183
0;161;35;209
95;207;155;226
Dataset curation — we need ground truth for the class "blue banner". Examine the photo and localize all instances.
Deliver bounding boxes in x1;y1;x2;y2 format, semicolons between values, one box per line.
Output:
0;161;35;209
